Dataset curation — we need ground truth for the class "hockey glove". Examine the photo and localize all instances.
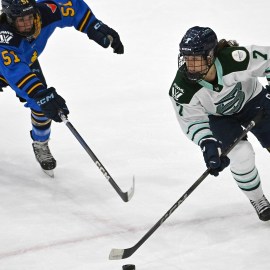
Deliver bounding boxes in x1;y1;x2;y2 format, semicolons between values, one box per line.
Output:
200;139;230;176
33;87;69;122
87;20;124;54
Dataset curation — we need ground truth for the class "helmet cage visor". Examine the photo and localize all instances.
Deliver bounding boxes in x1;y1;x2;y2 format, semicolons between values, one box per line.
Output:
178;50;214;81
12;11;39;38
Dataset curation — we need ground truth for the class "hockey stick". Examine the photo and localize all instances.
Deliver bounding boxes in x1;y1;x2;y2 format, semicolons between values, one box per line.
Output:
59;111;135;202
109;109;264;259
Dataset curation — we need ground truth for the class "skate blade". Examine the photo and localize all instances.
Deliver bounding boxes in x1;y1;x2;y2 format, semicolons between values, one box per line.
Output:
42;169;54;178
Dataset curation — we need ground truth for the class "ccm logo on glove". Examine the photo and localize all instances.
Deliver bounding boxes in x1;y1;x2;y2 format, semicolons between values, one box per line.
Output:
36;92;55;105
33;87;69;122
94;21;102;30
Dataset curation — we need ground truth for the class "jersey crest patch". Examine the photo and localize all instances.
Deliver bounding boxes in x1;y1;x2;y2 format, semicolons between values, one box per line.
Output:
46;3;57;13
31;51;38;64
171;83;184;100
232;50;247;62
0;31;13;44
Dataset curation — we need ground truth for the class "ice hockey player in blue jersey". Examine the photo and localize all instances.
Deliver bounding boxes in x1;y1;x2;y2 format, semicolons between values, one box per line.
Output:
169;26;270;221
0;0;124;177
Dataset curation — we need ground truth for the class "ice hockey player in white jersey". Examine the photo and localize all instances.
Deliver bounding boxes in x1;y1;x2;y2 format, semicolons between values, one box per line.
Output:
169;26;270;221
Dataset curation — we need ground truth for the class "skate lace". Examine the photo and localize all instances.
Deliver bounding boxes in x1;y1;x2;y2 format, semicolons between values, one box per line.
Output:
33;143;53;161
251;196;270;214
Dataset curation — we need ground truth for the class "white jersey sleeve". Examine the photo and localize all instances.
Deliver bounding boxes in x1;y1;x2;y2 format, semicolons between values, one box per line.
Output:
244;45;270;83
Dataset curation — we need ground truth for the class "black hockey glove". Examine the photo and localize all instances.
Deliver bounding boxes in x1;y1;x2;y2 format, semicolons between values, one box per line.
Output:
200;139;230;177
33;87;69;122
87;20;124;54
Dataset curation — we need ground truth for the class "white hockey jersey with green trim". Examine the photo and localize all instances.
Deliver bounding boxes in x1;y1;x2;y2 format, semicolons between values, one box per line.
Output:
169;45;270;145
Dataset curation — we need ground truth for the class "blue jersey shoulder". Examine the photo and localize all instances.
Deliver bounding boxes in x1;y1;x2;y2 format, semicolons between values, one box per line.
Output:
37;0;96;33
37;1;62;28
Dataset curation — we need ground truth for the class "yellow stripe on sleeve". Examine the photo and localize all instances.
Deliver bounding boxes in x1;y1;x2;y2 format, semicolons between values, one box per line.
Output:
17;73;36;88
79;10;91;32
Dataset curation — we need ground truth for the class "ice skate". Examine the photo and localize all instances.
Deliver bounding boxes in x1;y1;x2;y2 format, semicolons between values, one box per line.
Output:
250;195;270;221
32;140;56;178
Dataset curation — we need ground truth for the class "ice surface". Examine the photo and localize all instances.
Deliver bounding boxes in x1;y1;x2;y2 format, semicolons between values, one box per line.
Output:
0;0;269;269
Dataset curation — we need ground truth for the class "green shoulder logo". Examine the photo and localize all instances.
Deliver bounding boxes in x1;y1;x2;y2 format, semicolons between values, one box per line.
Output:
171;83;184;100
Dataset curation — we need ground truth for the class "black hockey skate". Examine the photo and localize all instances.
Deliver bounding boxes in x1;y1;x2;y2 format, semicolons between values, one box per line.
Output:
32;140;56;177
250;195;270;221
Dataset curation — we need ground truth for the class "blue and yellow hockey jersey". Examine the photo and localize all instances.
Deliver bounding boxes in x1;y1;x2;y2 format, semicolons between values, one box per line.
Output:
0;0;96;106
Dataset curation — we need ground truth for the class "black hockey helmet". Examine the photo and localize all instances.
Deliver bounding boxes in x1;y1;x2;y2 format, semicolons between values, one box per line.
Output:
2;0;37;18
1;0;41;39
178;26;218;81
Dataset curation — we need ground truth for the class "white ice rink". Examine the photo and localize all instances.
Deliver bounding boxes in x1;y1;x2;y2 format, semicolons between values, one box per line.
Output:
0;0;270;269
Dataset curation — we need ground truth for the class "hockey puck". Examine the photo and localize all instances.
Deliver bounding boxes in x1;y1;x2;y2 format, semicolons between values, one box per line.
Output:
122;264;135;270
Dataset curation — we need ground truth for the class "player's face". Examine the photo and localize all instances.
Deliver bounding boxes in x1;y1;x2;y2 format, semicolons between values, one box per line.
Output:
15;14;34;34
184;55;209;75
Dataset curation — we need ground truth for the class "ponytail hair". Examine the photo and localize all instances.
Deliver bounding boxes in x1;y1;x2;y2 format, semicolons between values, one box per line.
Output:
215;39;239;55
